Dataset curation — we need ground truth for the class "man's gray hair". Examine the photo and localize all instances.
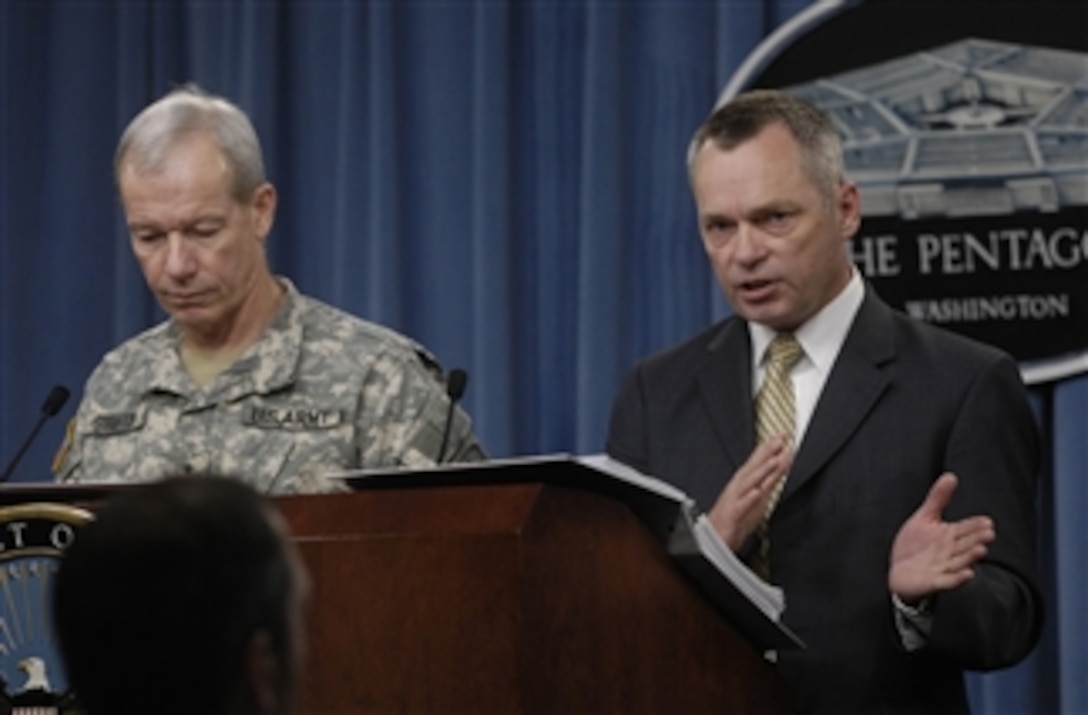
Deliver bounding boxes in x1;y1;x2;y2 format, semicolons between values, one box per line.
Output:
687;89;845;205
115;84;267;202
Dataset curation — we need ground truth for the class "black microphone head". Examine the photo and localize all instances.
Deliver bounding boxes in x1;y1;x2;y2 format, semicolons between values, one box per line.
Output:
42;385;71;417
446;369;468;402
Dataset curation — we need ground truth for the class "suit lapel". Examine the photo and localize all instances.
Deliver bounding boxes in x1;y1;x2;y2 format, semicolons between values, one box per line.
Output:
697;319;755;470
782;291;897;502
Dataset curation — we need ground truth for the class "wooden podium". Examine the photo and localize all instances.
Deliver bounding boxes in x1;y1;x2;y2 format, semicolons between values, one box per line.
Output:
279;463;796;714
0;462;795;714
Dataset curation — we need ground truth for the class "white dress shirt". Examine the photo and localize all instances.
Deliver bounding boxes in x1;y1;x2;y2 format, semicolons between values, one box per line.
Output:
749;268;865;449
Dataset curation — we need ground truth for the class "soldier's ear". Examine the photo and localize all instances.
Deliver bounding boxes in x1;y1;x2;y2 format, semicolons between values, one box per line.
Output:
250;182;277;243
243;629;283;715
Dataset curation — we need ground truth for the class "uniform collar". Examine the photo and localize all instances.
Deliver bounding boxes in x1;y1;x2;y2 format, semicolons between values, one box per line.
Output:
147;277;305;402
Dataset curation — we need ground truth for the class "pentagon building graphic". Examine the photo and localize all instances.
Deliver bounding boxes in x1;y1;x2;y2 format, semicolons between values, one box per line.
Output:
786;39;1088;219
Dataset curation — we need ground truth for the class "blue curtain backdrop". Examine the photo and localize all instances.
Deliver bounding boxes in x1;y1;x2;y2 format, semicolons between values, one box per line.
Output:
1;1;1084;712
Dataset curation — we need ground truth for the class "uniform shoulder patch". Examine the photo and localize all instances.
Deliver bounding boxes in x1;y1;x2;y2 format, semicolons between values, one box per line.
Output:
51;416;77;473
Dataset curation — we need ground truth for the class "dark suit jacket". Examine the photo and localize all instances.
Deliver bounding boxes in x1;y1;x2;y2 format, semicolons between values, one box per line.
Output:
607;290;1042;714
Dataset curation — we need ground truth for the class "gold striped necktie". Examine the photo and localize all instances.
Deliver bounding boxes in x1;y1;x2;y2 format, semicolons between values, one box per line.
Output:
752;333;803;581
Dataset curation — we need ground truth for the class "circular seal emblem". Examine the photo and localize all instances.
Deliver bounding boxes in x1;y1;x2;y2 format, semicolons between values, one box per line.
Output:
0;503;92;714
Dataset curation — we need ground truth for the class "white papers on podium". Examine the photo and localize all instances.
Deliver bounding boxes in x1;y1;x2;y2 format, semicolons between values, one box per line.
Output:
575;454;800;651
691;514;785;623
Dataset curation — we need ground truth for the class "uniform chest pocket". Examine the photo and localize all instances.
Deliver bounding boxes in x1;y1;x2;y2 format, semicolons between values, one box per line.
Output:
234;404;355;490
89;408;147;436
82;407;179;482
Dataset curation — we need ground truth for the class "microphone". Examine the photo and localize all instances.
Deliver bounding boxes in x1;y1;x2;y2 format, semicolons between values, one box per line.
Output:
0;385;71;483
435;369;468;464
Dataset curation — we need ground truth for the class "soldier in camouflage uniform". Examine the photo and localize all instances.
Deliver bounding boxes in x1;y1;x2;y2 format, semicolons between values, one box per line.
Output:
53;86;485;494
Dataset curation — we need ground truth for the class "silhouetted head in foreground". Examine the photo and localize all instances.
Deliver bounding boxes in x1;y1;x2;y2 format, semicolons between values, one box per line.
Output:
53;475;309;715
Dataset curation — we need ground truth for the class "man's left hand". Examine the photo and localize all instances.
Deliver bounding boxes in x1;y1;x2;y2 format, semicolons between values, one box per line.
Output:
888;472;995;604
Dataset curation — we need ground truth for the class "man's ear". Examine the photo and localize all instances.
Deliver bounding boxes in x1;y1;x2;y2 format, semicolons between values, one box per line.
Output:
251;182;278;242
837;181;862;239
244;629;282;715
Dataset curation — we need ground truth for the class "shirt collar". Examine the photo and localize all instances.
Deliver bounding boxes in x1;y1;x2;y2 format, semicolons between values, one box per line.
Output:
749;268;865;374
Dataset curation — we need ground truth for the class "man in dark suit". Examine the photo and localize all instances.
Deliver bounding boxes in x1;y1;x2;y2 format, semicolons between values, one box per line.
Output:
606;90;1042;714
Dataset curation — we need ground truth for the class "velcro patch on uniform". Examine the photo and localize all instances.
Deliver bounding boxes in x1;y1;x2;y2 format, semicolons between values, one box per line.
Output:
90;411;144;435
51;416;78;472
244;406;343;431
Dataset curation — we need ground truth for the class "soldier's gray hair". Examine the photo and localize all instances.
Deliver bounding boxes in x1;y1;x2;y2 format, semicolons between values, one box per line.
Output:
115;84;266;202
687;89;844;206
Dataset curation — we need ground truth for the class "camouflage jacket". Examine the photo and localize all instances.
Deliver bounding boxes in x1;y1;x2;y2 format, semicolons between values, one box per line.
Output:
53;279;485;493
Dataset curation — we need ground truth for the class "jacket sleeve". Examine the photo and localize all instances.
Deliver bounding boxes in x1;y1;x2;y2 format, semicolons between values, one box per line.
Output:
927;353;1043;669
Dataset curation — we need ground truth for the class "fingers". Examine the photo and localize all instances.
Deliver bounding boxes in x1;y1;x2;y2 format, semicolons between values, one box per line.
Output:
740;437;793;515
708;436;793;550
934;566;975;592
918;472;959;520
934;537;989;590
893;516;996;598
752;434;792;478
952;514;995;543
752;440;791;492
946;516;995;569
728;436;789;495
